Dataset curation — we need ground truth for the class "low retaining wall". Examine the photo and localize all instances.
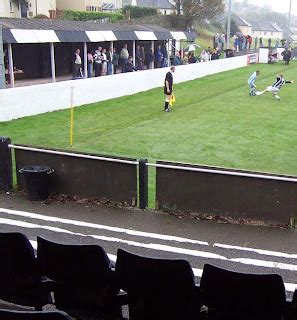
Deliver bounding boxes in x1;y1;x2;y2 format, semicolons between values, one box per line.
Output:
0;55;249;122
14;145;138;205
155;161;297;225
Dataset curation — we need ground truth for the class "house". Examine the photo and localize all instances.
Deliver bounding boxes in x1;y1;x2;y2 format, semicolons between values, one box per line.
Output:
231;14;253;35
251;22;283;39
123;0;176;15
56;0;104;12
0;0;57;18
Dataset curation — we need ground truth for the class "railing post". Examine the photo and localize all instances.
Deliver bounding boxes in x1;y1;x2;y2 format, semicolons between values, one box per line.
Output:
139;159;148;209
0;137;13;191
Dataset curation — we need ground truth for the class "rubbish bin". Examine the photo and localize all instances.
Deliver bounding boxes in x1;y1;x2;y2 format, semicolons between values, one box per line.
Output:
19;166;54;201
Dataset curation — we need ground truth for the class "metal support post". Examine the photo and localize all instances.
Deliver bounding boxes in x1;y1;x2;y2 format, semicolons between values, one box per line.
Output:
139;159;148;209
0;137;13;191
50;42;56;83
8;43;14;88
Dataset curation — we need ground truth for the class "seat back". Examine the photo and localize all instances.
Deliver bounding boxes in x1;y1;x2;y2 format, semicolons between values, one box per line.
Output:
0;309;71;320
0;232;40;290
200;263;286;320
37;236;113;287
116;248;198;320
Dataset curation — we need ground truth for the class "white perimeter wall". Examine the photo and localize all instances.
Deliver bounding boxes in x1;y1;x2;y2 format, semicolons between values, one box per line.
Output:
0;55;249;122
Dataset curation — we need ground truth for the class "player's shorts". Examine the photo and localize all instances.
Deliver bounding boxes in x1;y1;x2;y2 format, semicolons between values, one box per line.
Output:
267;86;279;94
164;87;172;95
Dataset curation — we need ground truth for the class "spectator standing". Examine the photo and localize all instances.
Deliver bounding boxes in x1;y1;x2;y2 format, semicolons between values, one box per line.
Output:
101;48;107;76
248;36;252;50
145;48;154;69
87;50;93;78
275;38;280;48
135;45;142;70
161;45;168;67
120;44;129;73
268;38;272;48
282;48;291;65
73;48;82;79
112;47;119;74
254;36;258;49
259;37;263;48
140;47;146;70
163;66;175;112
220;34;225;51
93;46;102;77
106;48;113;75
155;45;163;68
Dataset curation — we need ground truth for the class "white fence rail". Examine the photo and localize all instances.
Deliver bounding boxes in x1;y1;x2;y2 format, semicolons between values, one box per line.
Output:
0;55;249;122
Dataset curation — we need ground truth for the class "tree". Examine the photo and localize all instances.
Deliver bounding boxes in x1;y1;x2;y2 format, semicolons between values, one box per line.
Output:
176;0;225;27
225;18;240;34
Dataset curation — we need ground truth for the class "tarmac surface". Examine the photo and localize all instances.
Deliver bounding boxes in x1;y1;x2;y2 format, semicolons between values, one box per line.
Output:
0;191;297;303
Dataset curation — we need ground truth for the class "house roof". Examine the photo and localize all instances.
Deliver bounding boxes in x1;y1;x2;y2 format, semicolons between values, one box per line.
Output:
251;21;282;32
281;25;294;35
136;0;173;9
0;18;196;43
231;14;252;27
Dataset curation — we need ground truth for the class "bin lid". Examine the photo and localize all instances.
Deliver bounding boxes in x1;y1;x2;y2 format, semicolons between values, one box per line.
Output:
19;166;52;173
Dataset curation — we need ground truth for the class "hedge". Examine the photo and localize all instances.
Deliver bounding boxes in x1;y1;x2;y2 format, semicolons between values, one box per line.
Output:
122;6;158;19
61;10;124;22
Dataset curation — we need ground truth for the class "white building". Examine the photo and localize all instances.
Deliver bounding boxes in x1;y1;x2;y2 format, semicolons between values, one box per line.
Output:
0;0;56;18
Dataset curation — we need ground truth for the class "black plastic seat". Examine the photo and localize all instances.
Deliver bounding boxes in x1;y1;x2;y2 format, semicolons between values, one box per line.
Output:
37;236;122;320
0;309;71;320
0;232;49;309
200;263;287;320
115;248;200;320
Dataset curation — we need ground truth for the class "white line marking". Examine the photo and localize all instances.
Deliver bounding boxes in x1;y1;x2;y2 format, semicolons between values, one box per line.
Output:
0;218;224;260
214;243;297;259
230;258;297;272
28;240;297;292
0;208;208;246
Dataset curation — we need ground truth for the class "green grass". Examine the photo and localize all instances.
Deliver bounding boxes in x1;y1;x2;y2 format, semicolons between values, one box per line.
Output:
1;62;297;207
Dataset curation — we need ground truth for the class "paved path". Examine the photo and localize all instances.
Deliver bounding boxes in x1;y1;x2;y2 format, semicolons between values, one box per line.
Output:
1;191;296;299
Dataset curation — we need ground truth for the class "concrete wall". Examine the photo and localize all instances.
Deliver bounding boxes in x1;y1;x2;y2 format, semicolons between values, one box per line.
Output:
156;161;297;225
15;147;137;205
0;55;249;122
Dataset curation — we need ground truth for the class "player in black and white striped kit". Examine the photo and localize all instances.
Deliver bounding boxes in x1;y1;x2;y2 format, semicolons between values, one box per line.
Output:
256;74;294;100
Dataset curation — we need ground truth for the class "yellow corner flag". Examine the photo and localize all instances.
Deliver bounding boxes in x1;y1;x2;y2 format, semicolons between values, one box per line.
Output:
169;94;176;107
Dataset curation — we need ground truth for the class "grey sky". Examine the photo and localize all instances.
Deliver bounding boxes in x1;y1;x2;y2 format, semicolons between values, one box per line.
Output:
234;0;295;14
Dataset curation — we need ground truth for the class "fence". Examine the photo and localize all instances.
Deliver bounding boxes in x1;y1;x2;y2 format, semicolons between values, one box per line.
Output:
0;55;251;122
1;137;297;225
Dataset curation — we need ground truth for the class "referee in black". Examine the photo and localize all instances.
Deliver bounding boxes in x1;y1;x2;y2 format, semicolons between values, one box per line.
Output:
163;66;175;112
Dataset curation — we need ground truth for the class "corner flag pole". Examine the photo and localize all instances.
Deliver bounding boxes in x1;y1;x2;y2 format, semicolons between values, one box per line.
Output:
70;86;74;147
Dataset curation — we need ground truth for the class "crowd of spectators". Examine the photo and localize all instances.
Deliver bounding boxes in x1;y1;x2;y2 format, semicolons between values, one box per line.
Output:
72;35;294;79
73;43;169;78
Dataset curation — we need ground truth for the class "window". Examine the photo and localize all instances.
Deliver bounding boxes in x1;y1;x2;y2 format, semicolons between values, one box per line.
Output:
86;5;97;11
9;1;13;12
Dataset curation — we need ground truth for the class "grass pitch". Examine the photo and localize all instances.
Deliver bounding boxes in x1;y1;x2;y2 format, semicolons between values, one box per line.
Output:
1;62;297;205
